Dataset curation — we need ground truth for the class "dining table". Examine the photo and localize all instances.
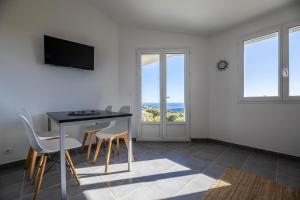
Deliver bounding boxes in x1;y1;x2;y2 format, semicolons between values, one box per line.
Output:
47;110;133;200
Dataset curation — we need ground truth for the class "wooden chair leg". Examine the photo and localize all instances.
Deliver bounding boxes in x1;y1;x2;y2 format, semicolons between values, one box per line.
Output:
27;149;37;181
123;135;135;161
65;155;72;173
110;138;117;156
66;157;74;175
93;138;103;164
104;138;113;174
34;155;47;200
81;132;88;153
33;155;44;185
86;131;95;161
111;144;118;156
116;138;120;156
65;150;80;185
25;147;33;169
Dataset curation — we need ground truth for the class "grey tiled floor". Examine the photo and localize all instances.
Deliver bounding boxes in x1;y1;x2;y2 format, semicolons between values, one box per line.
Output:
0;141;299;200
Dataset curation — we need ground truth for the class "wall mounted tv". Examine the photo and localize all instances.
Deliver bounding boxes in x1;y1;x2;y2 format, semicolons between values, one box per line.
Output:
44;35;94;70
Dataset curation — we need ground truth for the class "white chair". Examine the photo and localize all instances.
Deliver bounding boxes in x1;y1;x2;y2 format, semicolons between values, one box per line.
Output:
21;109;66;181
19;114;81;200
92;106;135;173
80;105;112;161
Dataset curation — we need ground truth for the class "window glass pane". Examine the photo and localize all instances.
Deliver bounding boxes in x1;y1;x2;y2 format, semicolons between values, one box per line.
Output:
244;32;279;97
141;54;160;122
166;54;185;122
289;26;300;96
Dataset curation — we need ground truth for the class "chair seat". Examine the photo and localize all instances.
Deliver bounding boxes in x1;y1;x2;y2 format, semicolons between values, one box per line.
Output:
95;130;127;139
95;119;128;139
83;123;110;133
36;130;68;140
39;138;81;153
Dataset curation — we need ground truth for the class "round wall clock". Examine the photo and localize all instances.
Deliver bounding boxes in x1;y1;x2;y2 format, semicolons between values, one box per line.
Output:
217;60;229;71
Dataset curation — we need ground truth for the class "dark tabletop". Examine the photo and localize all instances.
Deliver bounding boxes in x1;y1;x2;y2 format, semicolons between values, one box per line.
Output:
47;110;132;123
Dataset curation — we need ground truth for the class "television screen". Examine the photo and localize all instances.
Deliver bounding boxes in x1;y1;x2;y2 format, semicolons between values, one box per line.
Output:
44;35;94;70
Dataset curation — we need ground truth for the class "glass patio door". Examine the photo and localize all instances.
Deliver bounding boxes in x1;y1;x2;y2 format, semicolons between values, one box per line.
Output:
138;49;189;141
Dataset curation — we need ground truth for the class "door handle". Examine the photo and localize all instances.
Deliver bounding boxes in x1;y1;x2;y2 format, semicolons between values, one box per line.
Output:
282;67;288;78
166;97;170;99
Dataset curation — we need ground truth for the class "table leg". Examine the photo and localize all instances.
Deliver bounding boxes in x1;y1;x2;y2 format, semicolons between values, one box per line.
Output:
59;125;67;200
128;117;132;171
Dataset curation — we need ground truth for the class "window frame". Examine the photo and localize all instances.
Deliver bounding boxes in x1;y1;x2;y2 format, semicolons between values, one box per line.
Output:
283;20;300;101
239;26;282;103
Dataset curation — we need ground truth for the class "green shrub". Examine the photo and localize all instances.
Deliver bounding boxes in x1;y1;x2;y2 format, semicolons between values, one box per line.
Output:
142;106;184;122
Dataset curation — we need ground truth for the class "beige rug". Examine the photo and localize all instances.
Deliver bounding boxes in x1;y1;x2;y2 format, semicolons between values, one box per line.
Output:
202;168;300;200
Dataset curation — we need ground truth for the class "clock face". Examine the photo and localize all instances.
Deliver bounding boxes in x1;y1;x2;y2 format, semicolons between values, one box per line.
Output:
217;60;228;70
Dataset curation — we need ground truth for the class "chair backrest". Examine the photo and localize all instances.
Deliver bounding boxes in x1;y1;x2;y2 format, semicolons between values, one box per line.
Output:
105;105;112;112
119;106;130;114
21;108;34;127
101;106;130;131
113;106;130;130
18;114;43;152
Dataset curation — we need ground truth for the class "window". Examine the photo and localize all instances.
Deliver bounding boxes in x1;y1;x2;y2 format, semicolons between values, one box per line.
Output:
166;54;185;122
141;54;160;122
288;26;300;97
241;22;300;102
243;32;279;98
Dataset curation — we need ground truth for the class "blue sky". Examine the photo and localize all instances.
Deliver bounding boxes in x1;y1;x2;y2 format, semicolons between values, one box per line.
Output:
166;55;185;103
289;28;300;96
244;33;279;97
141;54;184;103
141;56;160;103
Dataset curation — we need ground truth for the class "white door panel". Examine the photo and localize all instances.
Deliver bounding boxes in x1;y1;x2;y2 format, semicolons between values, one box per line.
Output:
141;124;161;138
166;124;186;138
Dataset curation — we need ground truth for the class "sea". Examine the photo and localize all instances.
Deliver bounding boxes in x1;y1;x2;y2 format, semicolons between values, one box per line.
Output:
143;102;184;112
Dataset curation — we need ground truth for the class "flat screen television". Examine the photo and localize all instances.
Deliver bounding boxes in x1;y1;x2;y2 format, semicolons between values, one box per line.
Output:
44;35;94;70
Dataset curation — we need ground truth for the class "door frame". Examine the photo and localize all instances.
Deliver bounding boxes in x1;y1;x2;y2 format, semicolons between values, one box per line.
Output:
136;48;191;141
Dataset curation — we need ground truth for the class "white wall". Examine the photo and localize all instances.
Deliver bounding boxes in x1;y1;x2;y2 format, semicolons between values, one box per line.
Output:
118;26;209;139
208;5;300;157
0;0;120;164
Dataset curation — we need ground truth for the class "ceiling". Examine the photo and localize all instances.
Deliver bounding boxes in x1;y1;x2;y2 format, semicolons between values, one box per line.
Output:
90;0;296;35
